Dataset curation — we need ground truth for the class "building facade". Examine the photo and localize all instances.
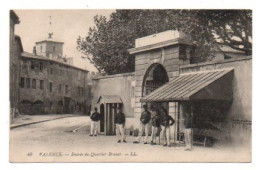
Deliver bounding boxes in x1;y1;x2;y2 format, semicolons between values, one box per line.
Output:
19;39;91;115
10;10;23;121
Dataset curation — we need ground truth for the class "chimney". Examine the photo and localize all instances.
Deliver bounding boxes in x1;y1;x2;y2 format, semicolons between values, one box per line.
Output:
33;46;36;55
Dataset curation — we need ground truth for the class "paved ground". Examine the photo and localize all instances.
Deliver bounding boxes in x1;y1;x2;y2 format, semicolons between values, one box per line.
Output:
10;116;251;162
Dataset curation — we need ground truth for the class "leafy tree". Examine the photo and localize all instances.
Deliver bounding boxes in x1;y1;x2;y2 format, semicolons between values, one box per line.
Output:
77;10;252;74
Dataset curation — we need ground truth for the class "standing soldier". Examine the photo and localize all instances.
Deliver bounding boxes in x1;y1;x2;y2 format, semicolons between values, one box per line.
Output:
160;107;175;147
89;107;100;136
115;107;126;143
150;106;161;145
133;104;151;144
184;112;193;151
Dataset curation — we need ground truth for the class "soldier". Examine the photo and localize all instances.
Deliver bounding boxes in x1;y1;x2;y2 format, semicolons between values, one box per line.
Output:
89;107;100;136
115;107;126;143
133;104;151;144
184;112;193;151
150;106;161;145
160;107;175;147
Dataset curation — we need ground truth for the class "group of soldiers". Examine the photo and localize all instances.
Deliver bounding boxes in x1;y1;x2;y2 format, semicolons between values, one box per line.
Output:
89;104;193;151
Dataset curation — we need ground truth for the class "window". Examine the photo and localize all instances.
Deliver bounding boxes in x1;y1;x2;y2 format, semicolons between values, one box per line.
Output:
78;86;80;95
40;80;44;89
50;102;53;110
65;85;68;94
78;71;81;80
26;78;30;88
31;61;35;70
53;46;55;52
59;84;62;93
40;46;42;53
82;87;85;95
49;82;52;92
32;79;36;89
20;77;25;88
60;69;63;75
66;70;69;77
39;63;43;71
50;68;53;75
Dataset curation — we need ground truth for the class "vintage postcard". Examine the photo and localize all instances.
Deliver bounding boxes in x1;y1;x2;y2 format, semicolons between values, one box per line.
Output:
9;9;252;162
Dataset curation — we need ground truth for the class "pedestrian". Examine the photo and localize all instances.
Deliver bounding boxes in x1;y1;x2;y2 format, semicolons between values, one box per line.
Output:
184;112;193;151
160;107;175;147
150;106;161;145
133;104;151;144
89;107;100;136
115;107;126;143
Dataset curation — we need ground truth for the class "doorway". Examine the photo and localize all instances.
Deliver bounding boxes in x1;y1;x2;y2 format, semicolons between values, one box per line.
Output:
64;97;70;114
100;104;105;133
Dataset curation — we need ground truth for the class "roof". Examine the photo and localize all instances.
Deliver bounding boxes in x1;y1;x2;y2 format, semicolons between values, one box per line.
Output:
21;51;89;73
36;40;64;44
10;10;20;24
97;95;123;104
141;68;234;102
93;72;135;80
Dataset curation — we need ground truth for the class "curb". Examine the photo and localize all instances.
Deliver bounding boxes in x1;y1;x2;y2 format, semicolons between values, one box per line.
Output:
10;115;81;130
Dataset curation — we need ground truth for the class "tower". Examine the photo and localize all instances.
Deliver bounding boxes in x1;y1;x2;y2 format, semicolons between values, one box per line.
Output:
34;16;64;59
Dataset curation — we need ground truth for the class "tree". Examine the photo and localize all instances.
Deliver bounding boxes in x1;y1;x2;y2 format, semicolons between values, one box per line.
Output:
77;10;252;74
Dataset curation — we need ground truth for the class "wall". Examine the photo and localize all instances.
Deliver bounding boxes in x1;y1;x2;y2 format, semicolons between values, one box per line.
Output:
92;72;135;119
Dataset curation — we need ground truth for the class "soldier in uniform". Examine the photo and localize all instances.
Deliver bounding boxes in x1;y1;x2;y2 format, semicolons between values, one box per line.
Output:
89;107;100;136
115;107;126;143
160;107;175;147
150;106;161;145
133;104;151;144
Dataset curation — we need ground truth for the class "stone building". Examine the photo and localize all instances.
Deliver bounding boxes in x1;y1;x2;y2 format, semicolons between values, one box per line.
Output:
10;10;23;120
92;30;251;147
19;38;91;115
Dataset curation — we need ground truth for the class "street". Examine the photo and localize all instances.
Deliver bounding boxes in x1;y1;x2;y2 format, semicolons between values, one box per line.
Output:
10;116;251;162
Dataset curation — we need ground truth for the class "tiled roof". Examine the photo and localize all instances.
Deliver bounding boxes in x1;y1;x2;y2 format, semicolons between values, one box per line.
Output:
21;51;89;72
141;68;234;102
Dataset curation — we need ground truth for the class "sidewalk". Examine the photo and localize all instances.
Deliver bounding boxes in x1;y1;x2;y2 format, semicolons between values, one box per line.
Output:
10;114;82;129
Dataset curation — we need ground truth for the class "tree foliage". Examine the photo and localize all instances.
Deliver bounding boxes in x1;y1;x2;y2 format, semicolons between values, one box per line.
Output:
77;10;252;74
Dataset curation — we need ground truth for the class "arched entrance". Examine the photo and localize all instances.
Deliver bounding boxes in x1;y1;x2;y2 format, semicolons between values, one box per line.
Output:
100;104;105;133
142;63;169;111
32;100;44;114
19;100;32;115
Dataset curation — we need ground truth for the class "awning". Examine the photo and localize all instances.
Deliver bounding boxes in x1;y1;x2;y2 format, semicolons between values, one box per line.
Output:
141;68;234;102
97;95;123;104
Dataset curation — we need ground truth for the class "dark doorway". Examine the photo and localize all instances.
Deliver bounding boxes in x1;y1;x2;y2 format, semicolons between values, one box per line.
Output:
100;104;105;133
64;97;71;114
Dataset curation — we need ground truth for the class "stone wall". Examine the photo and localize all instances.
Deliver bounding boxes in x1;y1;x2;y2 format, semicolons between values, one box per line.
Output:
91;72;135;118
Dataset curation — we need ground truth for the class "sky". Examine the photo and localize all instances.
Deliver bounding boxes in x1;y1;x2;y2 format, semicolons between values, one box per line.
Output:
14;10;115;72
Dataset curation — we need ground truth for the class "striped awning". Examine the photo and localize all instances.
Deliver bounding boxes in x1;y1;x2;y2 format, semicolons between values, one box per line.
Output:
97;95;123;104
141;68;234;102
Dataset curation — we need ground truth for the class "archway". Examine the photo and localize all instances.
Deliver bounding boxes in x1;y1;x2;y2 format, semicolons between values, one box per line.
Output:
19;100;32;115
142;63;169;111
142;63;169;97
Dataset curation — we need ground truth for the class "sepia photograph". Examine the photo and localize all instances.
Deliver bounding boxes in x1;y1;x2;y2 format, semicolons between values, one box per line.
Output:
9;9;252;163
